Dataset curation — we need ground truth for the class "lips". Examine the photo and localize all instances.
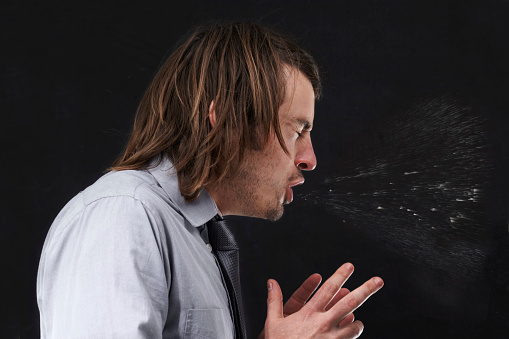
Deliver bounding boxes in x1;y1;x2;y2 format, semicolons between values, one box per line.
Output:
284;186;293;205
284;178;305;205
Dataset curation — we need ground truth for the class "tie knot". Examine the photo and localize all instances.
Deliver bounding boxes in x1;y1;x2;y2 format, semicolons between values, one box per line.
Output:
207;215;239;251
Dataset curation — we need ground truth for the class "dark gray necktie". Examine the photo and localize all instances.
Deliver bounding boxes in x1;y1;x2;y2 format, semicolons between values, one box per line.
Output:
207;215;247;339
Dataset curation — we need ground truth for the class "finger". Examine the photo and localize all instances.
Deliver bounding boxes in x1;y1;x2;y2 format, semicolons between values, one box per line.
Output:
305;263;354;312
266;279;284;321
283;273;322;316
336;320;364;339
325;287;350;311
330;276;384;322
338;313;355;327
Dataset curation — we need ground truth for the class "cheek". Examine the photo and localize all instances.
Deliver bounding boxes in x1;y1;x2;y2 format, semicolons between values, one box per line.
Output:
255;137;296;182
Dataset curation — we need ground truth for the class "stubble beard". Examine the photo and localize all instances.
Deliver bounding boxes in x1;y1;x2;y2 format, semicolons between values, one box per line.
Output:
232;179;285;221
226;164;285;221
265;198;284;221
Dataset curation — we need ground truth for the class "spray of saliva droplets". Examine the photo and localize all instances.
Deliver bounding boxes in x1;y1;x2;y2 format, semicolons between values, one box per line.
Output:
303;95;493;278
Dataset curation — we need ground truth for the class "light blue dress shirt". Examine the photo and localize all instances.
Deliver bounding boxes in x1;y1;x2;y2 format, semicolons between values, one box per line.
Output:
37;156;235;338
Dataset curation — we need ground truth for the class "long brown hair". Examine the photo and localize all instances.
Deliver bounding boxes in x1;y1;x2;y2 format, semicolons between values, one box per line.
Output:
110;22;321;202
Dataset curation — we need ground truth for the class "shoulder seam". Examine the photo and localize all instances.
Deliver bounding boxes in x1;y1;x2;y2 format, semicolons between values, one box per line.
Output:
53;190;152;240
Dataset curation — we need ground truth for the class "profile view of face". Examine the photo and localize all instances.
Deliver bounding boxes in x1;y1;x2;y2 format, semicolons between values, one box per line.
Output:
223;68;317;221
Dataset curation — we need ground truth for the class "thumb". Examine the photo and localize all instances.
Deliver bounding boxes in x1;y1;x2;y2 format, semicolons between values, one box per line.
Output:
266;279;284;321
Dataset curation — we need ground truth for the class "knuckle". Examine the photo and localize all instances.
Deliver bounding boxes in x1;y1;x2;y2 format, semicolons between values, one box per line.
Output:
366;279;378;294
346;296;359;309
337;263;354;275
322;282;340;295
290;293;307;305
302;283;316;295
267;294;281;305
334;267;347;278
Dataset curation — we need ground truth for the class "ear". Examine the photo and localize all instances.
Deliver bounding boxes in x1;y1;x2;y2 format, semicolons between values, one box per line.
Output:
208;101;217;128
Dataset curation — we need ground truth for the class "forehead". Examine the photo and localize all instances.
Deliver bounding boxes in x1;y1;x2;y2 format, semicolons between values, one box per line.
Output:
279;69;316;128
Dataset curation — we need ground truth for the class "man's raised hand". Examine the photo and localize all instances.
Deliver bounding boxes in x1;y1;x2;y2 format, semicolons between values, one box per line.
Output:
263;263;383;338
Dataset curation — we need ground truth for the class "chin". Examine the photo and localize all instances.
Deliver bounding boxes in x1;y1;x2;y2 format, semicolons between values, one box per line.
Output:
264;203;284;222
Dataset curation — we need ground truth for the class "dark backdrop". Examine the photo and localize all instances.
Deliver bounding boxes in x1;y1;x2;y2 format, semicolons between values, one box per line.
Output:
2;0;509;338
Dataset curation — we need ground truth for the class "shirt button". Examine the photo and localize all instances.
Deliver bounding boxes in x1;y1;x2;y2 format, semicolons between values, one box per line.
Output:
206;244;213;251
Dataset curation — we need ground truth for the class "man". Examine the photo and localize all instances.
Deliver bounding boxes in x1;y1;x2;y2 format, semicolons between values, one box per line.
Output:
37;22;383;338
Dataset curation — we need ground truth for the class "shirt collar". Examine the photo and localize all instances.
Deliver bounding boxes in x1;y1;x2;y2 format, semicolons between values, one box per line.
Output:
147;155;218;227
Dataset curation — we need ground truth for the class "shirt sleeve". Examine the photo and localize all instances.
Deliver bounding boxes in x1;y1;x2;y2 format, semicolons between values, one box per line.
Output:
37;195;169;339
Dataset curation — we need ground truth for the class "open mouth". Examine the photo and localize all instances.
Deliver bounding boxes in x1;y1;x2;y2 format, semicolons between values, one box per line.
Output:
284;179;305;205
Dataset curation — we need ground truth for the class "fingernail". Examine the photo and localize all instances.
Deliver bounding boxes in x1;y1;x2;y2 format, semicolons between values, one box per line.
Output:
374;277;384;287
267;281;273;291
345;263;354;271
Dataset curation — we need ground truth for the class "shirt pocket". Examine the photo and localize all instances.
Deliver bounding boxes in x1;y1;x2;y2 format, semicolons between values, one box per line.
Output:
184;308;233;339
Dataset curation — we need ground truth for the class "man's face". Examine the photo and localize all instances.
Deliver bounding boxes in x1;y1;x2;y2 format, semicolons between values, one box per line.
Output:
222;69;317;221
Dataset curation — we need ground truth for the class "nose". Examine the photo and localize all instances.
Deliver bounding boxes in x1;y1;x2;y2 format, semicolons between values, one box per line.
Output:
295;138;317;171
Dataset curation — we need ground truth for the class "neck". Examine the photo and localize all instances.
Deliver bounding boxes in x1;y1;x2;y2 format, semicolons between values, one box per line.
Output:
205;184;233;216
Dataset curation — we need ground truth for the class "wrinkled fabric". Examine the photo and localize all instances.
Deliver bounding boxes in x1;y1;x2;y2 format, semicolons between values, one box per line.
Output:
37;157;234;339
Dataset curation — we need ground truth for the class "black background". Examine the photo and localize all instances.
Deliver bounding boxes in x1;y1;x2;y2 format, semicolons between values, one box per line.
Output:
2;0;509;338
